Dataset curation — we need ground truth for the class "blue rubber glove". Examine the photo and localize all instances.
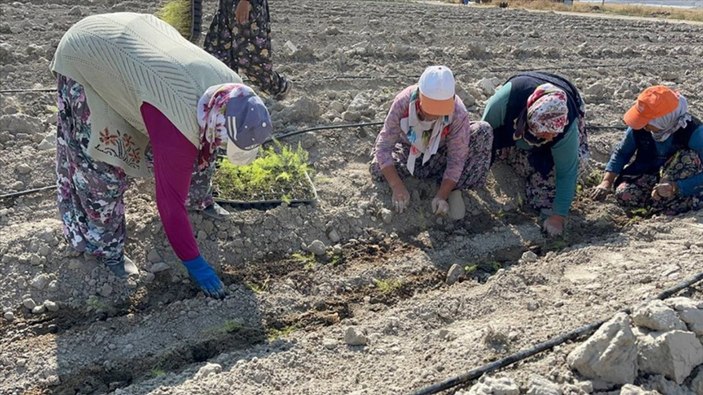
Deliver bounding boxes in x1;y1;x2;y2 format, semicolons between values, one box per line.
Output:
182;256;226;299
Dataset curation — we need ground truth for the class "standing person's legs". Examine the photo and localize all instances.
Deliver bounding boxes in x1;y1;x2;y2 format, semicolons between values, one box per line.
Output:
204;0;236;68
204;0;288;97
55;74;130;275
235;0;289;98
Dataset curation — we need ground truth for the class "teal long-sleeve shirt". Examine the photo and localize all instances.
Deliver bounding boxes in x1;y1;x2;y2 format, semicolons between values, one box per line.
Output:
482;82;580;217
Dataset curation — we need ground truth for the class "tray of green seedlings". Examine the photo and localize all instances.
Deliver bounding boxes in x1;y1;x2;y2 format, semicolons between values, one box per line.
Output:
213;142;318;210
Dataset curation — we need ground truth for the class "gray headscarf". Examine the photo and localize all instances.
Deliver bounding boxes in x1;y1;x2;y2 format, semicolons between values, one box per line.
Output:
649;94;692;142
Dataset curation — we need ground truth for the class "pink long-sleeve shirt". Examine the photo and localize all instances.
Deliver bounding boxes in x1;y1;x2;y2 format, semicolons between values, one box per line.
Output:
140;102;200;261
373;85;471;183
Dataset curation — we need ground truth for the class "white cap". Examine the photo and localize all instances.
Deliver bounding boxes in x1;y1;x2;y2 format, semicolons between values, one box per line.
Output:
418;66;456;116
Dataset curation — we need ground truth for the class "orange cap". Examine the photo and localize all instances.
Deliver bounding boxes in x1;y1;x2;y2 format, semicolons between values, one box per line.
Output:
419;93;455;117
623;86;679;130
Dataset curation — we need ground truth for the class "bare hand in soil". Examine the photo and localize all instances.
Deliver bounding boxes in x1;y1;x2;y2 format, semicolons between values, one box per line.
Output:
543;215;565;237
590;181;613;201
391;184;410;213
235;0;252;25
431;197;449;216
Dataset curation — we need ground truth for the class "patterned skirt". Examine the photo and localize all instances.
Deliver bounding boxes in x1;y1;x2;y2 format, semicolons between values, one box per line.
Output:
370;121;494;190
615;149;703;215
494;116;589;212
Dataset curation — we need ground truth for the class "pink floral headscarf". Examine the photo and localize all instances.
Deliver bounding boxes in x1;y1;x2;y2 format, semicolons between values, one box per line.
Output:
196;83;253;170
513;83;569;147
526;83;568;136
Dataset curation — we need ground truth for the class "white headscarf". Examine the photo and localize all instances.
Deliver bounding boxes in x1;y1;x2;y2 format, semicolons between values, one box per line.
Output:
649;94;692;142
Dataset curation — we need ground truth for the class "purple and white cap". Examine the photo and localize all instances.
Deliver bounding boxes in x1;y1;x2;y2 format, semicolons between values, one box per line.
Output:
224;91;273;165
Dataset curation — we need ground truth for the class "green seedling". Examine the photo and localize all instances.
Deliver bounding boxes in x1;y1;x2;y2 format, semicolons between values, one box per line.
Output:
327;251;344;266
487;261;502;272
373;278;403;294
626;207;651;225
86;296;109;313
281;194;292;205
267;325;297;341
465;261;502;275
219;320;244;334
149;368;167;378
576;168;603;196
291;252;317;270
585;168;603;188
246;280;269;294
630;207;649;217
213;142;314;202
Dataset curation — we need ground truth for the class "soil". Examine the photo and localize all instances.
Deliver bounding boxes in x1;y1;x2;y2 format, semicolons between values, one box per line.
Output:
2;0;703;394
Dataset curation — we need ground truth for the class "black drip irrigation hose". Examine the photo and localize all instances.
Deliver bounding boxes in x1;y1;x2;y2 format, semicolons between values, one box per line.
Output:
411;271;703;395
0;88;58;94
262;121;384;145
0;185;55;201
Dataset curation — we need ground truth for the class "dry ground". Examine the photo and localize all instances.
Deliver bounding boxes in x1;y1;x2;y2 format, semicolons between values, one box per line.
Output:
2;0;703;394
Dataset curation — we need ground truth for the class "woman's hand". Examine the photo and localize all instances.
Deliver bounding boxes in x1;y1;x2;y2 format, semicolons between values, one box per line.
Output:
391;183;411;213
431;196;449;216
590;180;613;201
543;215;565;237
235;0;252;25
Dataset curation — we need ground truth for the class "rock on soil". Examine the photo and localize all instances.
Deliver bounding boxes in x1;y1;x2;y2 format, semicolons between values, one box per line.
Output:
637;330;703;384
632;300;687;332
567;312;637;385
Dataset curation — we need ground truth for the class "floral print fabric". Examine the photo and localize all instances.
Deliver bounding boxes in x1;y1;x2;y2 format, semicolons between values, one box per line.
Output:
615;149;703;215
371;121;493;191
498;116;589;212
55;75;216;262
204;0;288;97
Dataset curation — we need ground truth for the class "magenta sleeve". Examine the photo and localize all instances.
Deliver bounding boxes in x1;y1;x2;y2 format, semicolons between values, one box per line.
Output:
140;102;200;261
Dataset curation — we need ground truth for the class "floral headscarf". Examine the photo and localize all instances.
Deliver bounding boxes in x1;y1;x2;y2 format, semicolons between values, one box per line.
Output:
196;83;252;170
514;83;569;147
648;94;692;142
